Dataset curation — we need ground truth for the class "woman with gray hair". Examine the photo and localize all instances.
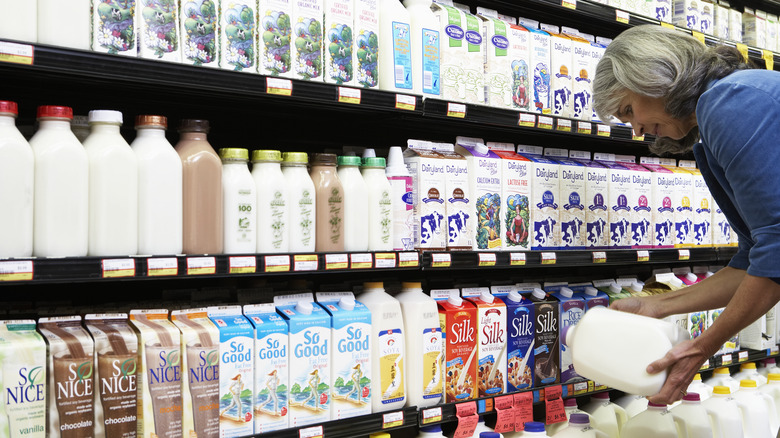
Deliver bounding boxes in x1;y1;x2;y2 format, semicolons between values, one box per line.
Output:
593;24;780;406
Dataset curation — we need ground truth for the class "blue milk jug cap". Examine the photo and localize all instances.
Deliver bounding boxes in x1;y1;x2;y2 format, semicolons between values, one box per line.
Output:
419;425;443;432
569;413;590;425
524;422;546;432
479;433;500;438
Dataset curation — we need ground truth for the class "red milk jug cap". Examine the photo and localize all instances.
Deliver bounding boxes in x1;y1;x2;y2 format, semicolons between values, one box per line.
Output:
0;101;18;116
37;105;73;120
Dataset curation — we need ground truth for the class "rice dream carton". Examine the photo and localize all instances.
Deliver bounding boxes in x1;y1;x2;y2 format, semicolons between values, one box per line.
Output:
508;24;533;112
219;0;257;72
432;0;467;102
517;145;560;250
431;289;477;403
498;289;534;392
258;0;294;78
0;320;46;438
92;0;136;56
679;160;713;247
179;0;218;67
674;0;700;31
435;143;473;251
454;137;502;250
354;0;378;88
137;0;181;62
292;0;324;81
545;148;586;249
324;0;356;86
462;288;507;397
547;286;584;384
488;142;532;251
614;155;653;249
595;154;632;248
569;150;609;249
404;140;447;250
639;157;676;248
658;159;694;248
477;7;513;109
527;26;552;114
546;28;573;119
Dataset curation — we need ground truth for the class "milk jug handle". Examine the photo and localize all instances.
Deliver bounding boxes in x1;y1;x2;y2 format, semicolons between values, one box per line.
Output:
759;392;780;430
672;414;689;438
612;403;628;429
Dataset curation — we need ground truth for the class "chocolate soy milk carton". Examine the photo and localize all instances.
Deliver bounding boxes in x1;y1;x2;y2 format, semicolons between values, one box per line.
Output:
488;142;532;251
454;137;502;251
431;290;477;403
404;140;447;250
462;288;507;397
0;320;46;438
523;287;559;388
84;314;138;438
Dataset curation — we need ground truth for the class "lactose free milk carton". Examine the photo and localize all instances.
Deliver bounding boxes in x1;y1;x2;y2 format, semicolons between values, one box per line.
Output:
432;0;466;102
517;145;560;250
274;294;330;427
614;155;653;249
639;158;676;248
679;161;713;247
434;143;473;251
544;148;586;249
314;292;371;420
595;154;632;248
180;1;218;67
659;159;694;247
499;290;535;392
477;7;513;109
548;287;584;384
137;0;181;62
242;304;288;433
508;24;533;112
92;0;136;56
431;289;477;403
0;320;46;438
712;197;731;246
354;0;378;88
207;306;254;438
546;28;573;119
324;0;356;86
219;1;257;72
404;140;447;250
488;142;532;251
292;0;324;81
462;288;507;397
674;0;700;31
258;0;294;77
569;150;609;249
527;26;552;114
454;137;502;250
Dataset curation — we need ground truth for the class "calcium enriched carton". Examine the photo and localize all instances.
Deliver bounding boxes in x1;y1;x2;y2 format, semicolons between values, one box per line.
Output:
679;161;713;247
488;142;532;251
258;0;295;78
477;7;513;109
544;148;586;249
218;0;257;72
639;157;676;248
137;0;180;62
0;320;46;438
292;0;324;81
314;293;371;420
508;24;532;112
179;1;218;67
404;140;447;250
547;30;573;119
517;145;560;250
274;294;330;427
431;290;477;403
454;137;502;250
462;288;506;397
595;154;632;248
324;0;356;86
569;150;609;249
615;156;653;249
242;304;288;433
434;144;473;251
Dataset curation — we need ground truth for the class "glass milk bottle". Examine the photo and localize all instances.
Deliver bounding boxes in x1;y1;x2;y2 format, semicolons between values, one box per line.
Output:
0;0;36;42
130;115;183;255
37;0;90;50
29;105;88;257
251;150;289;254
362;157;393;251
281;152;316;252
83;110;138;256
220;148;256;254
0;101;33;258
310;153;345;252
337;155;368;251
175;119;223;254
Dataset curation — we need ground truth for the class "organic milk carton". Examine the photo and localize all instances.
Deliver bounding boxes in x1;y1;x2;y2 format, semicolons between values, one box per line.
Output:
674;0;700;31
218;0;257;72
353;0;378;88
477;7;513;109
639;157;676;248
487;142;532;251
516;145;560;250
548;287;584;384
456;6;486;105
324;0;356;85
679;160;712;247
712;197;731;246
454;137;502;250
569;150;609;249
714;2;730;38
404;140;447;250
84;314;139;438
432;0;467;102
614;155;653;249
258;0;294;78
137;0;180;62
699;0;714;33
314;292;371;419
658;159;694;247
594;154;632;248
546;29;573;119
431;289;477;402
0;320;46;438
292;0;324;81
170;309;220;438
709;308;739;354
38;316;95;438
508;24;533;112
562;30;593;121
242;304;288;433
434;143;473;251
206;307;253;438
462;288;507;397
92;0;136;56
498;290;535;392
274;294;330;426
524;287;559;387
544;148;586;249
527;26;552;114
179;1;218;67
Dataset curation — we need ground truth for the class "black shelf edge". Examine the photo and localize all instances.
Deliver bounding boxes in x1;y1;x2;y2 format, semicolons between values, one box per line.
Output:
257;406;418;438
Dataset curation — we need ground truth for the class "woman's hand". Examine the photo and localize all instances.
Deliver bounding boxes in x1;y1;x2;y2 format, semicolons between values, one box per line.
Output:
645;339;710;405
609;296;665;319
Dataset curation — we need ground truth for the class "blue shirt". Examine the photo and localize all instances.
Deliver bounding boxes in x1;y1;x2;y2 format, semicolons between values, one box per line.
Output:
693;69;780;278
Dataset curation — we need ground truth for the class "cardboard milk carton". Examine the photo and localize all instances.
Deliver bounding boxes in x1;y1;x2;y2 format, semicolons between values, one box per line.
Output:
729;5;743;42
0;320;46;438
517;145;560;250
639;157;676;248
258;0;295;77
658;159;694;248
207;306;254;438
518;285;559;388
743;8;767;48
434;143;473;251
218;0;257;72
274;294;330;427
454;137;503;250
709;308;739;354
714;2;730;38
526;25;552;114
137;0;181;62
315;292;371;420
477;7;513;109
656;0;672;22
569;150;609;249
456;5;486;105
179;0;218;67
462;288;507;397
324;0;356;86
615;155;653;249
581;286;610;311
547;286;584;383
92;0;136;56
292;0;324;81
488;142;532;251
589;39;608;122
545;148;586;249
404;140;447;250
498;289;535;392
699;0;714;33
595;154;632;248
431;289;477;403
674;0;700;31
432;0;467;102
563;29;594;121
544;26;574;119
508;23;533;112
354;0;379;88
679;160;713;247
711;197;731;246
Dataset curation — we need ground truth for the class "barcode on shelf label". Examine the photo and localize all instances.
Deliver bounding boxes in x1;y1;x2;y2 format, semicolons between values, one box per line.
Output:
592;251;606;263
398;251;419;267
738;351;749;362
350;253;373;269
421;406;442;424
637;250;650;262
556;118;572;132
266;77;292;96
147;257;177;276
678;249;690;261
577;121;592;134
293;254;318;271
537;116;553;129
597;124;611;137
229;256;256;274
541;252;557;264
0;41;33;65
771;346;779;356
264;255;290;273
374;252;396;268
478;253;497;267
382;411;404;429
298;426;323;438
0;260;33;281
510;252;526;266
396;93;416;111
325;253;349;270
338;86;361;104
519;112;536;127
447;103;466;118
102;259;136;278
431;253;451;268
187;257;216;275
616;9;630;23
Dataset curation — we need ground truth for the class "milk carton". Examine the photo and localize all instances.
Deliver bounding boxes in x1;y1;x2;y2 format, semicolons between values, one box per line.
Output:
699;0;714;33
656;0;673;22
546;29;573;118
454;137;502;250
527;26;551;114
477;7;513;109
615;155;653;249
659;159;694;247
435;144;473;251
711;197;731;246
548;287;584;383
498;290;535;392
517;145;560;250
207;306;254;438
219;1;257;72
354;0;379;88
508;24;533;112
589;41;607;122
431;289;477;402
569;150;609;249
324;0;356;85
639;157;676;248
258;0;295;77
714;2;730;38
315;292;371;419
743;8;767;48
525;288;559;387
462;288;507;397
581;286;610;311
170;309;220;438
709;308;739;354
563;29;593;121
729;6;743;42
137;0;181;62
432;0;467;102
179;0;218;67
679;161;712;247
545;148;586;249
0;320;46;438
457;6;486;105
274;294;330;427
404;140;447;250
595;154;632;248
242;304;288;433
488;142;532;251
767;14;778;52
292;0;324;81
92;0;136;56
674;0;700;31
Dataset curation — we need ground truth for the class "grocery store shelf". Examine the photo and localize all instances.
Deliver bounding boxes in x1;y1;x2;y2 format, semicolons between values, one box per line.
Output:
258;406;418;438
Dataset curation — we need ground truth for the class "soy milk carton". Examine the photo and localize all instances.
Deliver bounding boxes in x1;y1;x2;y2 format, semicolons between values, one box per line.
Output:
674;0;700;31
432;0;467;102
454;137;502;250
462;288;507;397
659;159;694;247
563;29;593;121
546;28;573;118
595;154;632;248
712;197;731;246
137;0;180;62
324;0;356;86
615;155;653;249
0;320;46;438
218;1;257;72
404;140;447;250
315;293;371;419
569;150;608;249
434;144;472;251
544;148;586;249
508;24;533;112
548;287;584;383
527;26;552;114
582;286;609;311
354;0;379;88
92;0;136;56
242;304;288;433
274;294;330;426
516;145;560;250
499;290;535;392
179;1;218;67
258;0;294;77
432;290;477;402
639;157;676;248
524;287;559;387
207;306;254;438
477;8;513;109
487;142;532;251
292;0;324;81
679;161;712;247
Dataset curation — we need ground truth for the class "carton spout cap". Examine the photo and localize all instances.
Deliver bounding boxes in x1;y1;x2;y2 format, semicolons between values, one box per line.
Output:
474;142;489;155
584;287;598;296
480;290;494;303
448;296;463;307
507;290;523;302
559;287;573;298
609;283;622;294
386;146;406;171
686;272;698;283
338;297;355;311
531;288;546;300
295;301;313;315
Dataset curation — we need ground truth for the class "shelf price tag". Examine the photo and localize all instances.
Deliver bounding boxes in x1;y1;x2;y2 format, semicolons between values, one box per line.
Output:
660;21;675;29
264;255;290;273
721;354;732;366
478;253;497;267
229;256;256;274
187;257;216;275
738;351;749;362
592;251;607;264
510;252;527;266
545;385;566;425
398;252;419;267
678;249;690;261
382;411;404;429
562;0;576;9
771;345;780;356
350;253;373;269
637;250;650;262
396;93;417;111
453;402;478;438
518;112;536;127
338;86;361;104
266;77;292;96
421;406;442;425
556;118;572;132
597;124;611;137
102;259;136;278
447;103;467;118
293;254;318;271
577;121;592;134
298;425;323;438
762;50;774;71
700;359;710;370
147;257;177;277
493;395;515;433
632;129;645;141
541;252;557;265
537;115;553;130
431;253;451;268
514;392;533;431
325;253;349;270
0;41;34;65
571;381;588;395
737;43;749;62
374;252;397;268
692;30;706;45
616;9;630;24
0;260;33;282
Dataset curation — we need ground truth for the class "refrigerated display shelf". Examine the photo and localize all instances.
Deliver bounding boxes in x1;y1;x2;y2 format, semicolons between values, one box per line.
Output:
256;406;418;438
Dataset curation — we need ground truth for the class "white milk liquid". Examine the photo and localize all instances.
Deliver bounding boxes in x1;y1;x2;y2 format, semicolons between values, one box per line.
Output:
337;159;369;252
0;112;33;258
281;160;316;252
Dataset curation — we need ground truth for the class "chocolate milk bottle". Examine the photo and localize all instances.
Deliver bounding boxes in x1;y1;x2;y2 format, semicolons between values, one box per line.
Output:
38;316;95;438
84;314;138;438
175;120;223;255
309;153;345;252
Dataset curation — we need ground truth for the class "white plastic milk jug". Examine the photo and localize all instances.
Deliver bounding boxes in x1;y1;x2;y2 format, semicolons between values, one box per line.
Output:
0;101;33;258
547;399;591;435
551;413;607;437
734;380;777;438
686;373;713;401
733;362;768;386
760;373;780;423
705;367;741;394
619;402;678;438
759;359;780;377
417;424;446;437
580;392;627;438
337;155;369;251
670;393;714;438
612;394;647;418
362;157;394;251
702;386;744;438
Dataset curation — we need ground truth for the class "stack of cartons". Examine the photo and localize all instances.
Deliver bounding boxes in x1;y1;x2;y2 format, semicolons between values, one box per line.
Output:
516;145;560;250
488;142;532;251
569;150;609;249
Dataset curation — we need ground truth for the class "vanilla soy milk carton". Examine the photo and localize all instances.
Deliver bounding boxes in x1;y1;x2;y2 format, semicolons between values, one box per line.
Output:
545;148;586;249
639;157;676;248
454;137;502;250
258;0;295;77
527;26;551;114
711;197;731;246
354;0;379;88
508;24;533;112
432;0;467;102
435;144;473;251
404;140;447;250
207;306;254;438
324;0;356;85
315;292;371;420
218;0;257;72
461;288;507;397
92;0;136;56
499;289;534;392
242;304;288;433
659;159;694;247
615;155;653;249
179;0;217;67
0;320;46;438
477;7;513;109
488;142;532;251
274;294;330;427
517;145;560;250
292;0;324;81
545;27;573;119
569;150;608;249
563;29;593;121
137;0;181;62
674;0;700;31
679;161;713;247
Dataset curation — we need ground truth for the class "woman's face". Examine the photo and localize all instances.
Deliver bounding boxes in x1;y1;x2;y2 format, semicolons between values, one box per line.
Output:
615;90;697;139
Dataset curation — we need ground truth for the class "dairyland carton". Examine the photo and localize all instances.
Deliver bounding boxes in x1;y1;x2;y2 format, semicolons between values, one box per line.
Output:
711;197;731;246
679;161;712;247
462;288;507;397
545;148;586;249
292;0;324;81
743;8;767;48
674;0;700;31
488;142;532;251
615;155;653;249
454;137;503;251
562;29;593;121
499;290;534;392
527;26;551;114
242;304;289;433
477;7;513;109
354;0;379;88
729;6;743;42
569;150;609;249
594;154;632;248
314;293;371;420
699;0;714;33
546;29;573;118
639;157;676;248
517;145;560;250
432;0;467;102
659;159;694;247
404;140;447;250
714;2;729;38
589;40;607;122
431;289;477;403
0;320;46;438
274;294;330;427
219;0;257;72
434;144;473;251
323;0;355;85
508;24;533;112
656;0;672;22
259;0;295;77
180;0;218;68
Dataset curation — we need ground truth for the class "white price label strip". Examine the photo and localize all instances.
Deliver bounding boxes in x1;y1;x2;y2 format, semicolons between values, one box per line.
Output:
187;257;216;275
299;426;323;438
147;257;177;276
338;86;361;104
350;253;373;269
0;260;33;281
326;253;349;270
102;259;136;278
541;252;557;264
396;93;416;110
431;253;451;267
293;255;318;271
478;253;497;266
510;252;526;266
398;251;419;267
229;256;256;274
422;407;442;424
264;255;290;272
266;77;292;96
374;253;396;268
592;251;607;263
382;411;404;429
637;250;649;262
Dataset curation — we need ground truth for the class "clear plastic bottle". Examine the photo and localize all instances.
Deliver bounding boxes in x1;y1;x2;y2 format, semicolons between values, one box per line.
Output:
251;150;289;253
281;152;316;252
83;110;138;256
0;0;36;42
361;157;393;251
378;0;414;93
0;101;33;258
220;148;256;254
385;146;414;250
337;156;369;252
130;115;183;255
37;0;90;50
29;105;89;257
310;153;345;252
402;0;441;97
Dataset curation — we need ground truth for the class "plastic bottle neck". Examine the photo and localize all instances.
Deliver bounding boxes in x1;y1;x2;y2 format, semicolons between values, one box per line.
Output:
254;161;281;170
135;126;167;139
0;115;16;127
89;123;122;134
223;160;248;167
179;131;209;141
38;119;72;130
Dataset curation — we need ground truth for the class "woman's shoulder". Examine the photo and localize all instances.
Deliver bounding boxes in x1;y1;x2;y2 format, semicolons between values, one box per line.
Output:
706;69;780;96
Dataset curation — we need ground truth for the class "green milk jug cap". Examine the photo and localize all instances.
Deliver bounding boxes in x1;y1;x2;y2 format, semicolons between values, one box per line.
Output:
337;155;362;166
362;157;386;168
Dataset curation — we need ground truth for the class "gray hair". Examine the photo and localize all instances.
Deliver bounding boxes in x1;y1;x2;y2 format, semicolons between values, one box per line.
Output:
593;25;748;155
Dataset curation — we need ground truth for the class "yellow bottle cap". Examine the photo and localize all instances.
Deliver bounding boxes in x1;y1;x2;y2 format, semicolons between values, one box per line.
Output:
741;362;757;370
692;373;702;381
364;282;384;289
769;373;780;382
714;367;730;375
252;149;282;162
713;386;731;395
218;148;249;161
282;152;309;164
402;282;422;289
369;434;391;438
740;379;757;388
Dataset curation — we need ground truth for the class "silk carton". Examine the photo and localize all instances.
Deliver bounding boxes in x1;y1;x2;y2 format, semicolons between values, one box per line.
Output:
462;288;507;397
431;289;477;403
498;290;534;392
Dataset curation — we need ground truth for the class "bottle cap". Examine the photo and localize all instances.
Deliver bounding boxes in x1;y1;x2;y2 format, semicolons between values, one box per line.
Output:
531;288;546;300
473;142;489;155
647;401;667;408
559;287;573;298
524;422;546;433
714;367;730;375
683;393;701;402
740;380;757;388
669;277;683;288
37;105;73;120
609;283;622;293
312;153;338;166
362;148;376;159
418;425;442;433
685;272;698;283
705;271;714;278
252;150;282;163
584;287;598;296
479;290;494;303
592;392;610;400
713;386;731;395
338;297;355;311
363;282;384;290
479;433;500;438
402;282;422;290
507;290;523;302
0;101;18;116
564;398;578;407
295;301;313;315
630;282;643;293
741;362;757;370
447;296;463;307
219;148;249;161
768;373;780;382
178;119;210;133
88;110;123;124
569;413;590;425
282;152;308;164
362;157;386;168
692;373;702;381
386;146;406;172
337;155;362;166
135;115;167;129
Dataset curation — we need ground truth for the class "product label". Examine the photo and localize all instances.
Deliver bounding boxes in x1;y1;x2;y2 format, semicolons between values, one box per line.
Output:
325;0;355;84
392;21;413;89
299;189;314;247
421;328;443;400
440;304;476;402
330;314;371;419
558;161;586;249
269;191;287;250
475;302;506;396
139;0;180;61
181;0;217;66
422;28;441;95
378;190;392;245
327;188;343;244
355;0;379;88
378;329;405;404
505;301;534;392
533;301;559;387
388;175;414;251
246;307;288;434
284;310;329;428
526;157;560;249
0;321;47;438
